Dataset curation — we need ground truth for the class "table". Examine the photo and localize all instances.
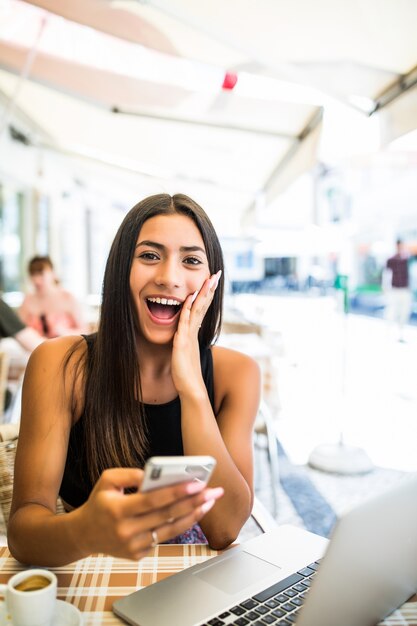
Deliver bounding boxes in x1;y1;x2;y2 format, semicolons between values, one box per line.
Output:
0;545;217;625
0;545;416;625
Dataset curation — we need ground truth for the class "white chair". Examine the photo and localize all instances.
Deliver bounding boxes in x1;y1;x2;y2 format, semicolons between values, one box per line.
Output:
251;496;279;533
254;399;280;518
3;373;23;424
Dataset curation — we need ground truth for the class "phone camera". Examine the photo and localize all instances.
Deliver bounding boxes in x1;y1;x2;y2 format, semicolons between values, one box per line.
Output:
150;467;162;480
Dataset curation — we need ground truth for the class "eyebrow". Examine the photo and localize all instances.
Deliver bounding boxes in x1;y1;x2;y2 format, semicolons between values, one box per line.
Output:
136;240;207;255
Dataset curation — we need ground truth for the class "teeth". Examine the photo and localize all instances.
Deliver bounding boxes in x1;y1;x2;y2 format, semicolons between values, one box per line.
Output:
147;297;181;306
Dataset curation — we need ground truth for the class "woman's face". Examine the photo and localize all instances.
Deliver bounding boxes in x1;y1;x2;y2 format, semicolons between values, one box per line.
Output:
30;267;55;294
130;213;210;344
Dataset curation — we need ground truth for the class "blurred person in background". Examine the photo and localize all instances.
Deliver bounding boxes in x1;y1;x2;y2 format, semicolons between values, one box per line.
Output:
1;297;44;415
0;297;44;352
383;239;412;342
19;255;88;338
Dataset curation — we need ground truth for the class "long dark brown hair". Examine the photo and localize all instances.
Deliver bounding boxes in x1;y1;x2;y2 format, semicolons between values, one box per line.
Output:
67;193;224;485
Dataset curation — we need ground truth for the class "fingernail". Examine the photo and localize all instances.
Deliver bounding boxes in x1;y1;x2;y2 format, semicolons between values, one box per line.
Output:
200;499;215;514
191;290;198;303
186;480;205;494
205;487;224;500
210;270;222;289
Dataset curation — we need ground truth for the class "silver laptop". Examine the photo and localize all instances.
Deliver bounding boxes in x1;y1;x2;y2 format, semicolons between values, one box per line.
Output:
113;473;417;626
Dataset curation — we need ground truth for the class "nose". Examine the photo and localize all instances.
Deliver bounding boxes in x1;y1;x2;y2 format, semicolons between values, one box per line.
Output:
154;258;182;289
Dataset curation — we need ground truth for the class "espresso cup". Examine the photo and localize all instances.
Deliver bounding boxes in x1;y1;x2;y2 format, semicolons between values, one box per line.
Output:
0;568;57;626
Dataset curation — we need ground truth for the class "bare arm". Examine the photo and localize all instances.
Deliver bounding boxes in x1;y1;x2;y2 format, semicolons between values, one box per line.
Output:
171;276;260;549
181;347;260;549
7;338;223;566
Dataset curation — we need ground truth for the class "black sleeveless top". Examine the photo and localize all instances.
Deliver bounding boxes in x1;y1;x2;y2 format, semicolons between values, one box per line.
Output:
59;334;215;508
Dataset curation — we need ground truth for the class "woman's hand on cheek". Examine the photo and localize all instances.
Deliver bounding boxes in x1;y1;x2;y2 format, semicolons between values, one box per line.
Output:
171;270;221;397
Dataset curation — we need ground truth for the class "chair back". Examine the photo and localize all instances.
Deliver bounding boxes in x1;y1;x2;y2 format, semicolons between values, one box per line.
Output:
0;423;19;527
0;351;10;419
0;424;65;530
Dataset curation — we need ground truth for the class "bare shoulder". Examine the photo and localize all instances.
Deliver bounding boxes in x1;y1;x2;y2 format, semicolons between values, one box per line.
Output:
61;288;76;300
26;335;86;379
212;345;260;375
29;334;85;359
21;292;35;304
211;345;261;405
24;336;87;423
210;346;261;430
19;292;35;311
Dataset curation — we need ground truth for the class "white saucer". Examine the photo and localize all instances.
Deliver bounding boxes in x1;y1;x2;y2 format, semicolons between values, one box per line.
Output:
53;600;83;625
0;599;83;625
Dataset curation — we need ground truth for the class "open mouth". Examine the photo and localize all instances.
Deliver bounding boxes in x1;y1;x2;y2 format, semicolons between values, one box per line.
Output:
146;297;182;320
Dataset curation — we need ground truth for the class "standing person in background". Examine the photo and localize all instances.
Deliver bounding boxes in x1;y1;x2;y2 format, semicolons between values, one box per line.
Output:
19;255;88;338
8;193;259;567
0;297;43;352
384;239;412;342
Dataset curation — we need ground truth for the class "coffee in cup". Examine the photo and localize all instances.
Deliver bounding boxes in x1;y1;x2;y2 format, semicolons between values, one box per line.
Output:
0;568;57;626
14;575;52;593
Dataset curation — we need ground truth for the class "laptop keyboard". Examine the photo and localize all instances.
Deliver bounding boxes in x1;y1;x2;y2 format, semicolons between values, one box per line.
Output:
199;560;320;626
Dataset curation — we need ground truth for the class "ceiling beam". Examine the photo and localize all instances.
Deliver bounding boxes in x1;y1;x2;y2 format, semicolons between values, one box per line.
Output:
22;0;178;55
262;108;323;194
372;64;417;113
242;107;323;219
112;106;295;139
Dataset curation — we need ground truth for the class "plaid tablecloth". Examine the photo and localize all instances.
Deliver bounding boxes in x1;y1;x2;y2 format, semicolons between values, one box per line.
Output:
0;545;416;625
0;545;217;625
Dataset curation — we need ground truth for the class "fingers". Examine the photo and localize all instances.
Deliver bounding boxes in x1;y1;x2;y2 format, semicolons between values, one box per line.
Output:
210;269;222;291
124;494;221;560
150;498;217;545
133;486;224;532
95;467;144;492
103;486;224;560
121;479;222;518
181;270;222;331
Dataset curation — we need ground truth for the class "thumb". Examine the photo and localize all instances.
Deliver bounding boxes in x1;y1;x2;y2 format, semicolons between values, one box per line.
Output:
95;468;144;493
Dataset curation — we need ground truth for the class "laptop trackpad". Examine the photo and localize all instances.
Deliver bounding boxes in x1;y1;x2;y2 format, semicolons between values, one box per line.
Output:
194;551;281;595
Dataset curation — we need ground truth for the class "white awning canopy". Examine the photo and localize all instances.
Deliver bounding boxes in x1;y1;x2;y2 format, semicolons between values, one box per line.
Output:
0;0;416;230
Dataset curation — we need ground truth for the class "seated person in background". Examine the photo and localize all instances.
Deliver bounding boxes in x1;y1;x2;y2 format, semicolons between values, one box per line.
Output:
19;255;88;338
0;297;44;352
8;193;260;567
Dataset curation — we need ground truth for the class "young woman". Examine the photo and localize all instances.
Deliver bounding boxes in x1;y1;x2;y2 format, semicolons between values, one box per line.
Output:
19;255;88;338
8;193;260;566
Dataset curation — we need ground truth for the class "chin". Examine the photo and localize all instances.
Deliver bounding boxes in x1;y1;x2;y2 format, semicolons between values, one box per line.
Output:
140;326;176;345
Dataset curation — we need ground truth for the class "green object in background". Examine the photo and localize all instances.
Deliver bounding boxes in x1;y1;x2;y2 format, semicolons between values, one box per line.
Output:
334;274;349;313
355;284;382;293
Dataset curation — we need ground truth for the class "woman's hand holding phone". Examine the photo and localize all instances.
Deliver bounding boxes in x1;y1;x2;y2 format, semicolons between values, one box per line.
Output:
140;455;216;493
75;464;223;561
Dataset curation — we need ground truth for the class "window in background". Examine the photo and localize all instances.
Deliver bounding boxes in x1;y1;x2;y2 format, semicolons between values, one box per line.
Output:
35;191;50;255
85;205;125;297
0;184;24;295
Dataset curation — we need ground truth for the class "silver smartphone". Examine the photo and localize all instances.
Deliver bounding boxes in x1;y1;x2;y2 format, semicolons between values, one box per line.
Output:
140;455;216;493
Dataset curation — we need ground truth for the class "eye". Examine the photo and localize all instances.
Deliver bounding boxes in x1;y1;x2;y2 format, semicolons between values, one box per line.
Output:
138;252;160;261
183;256;203;266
